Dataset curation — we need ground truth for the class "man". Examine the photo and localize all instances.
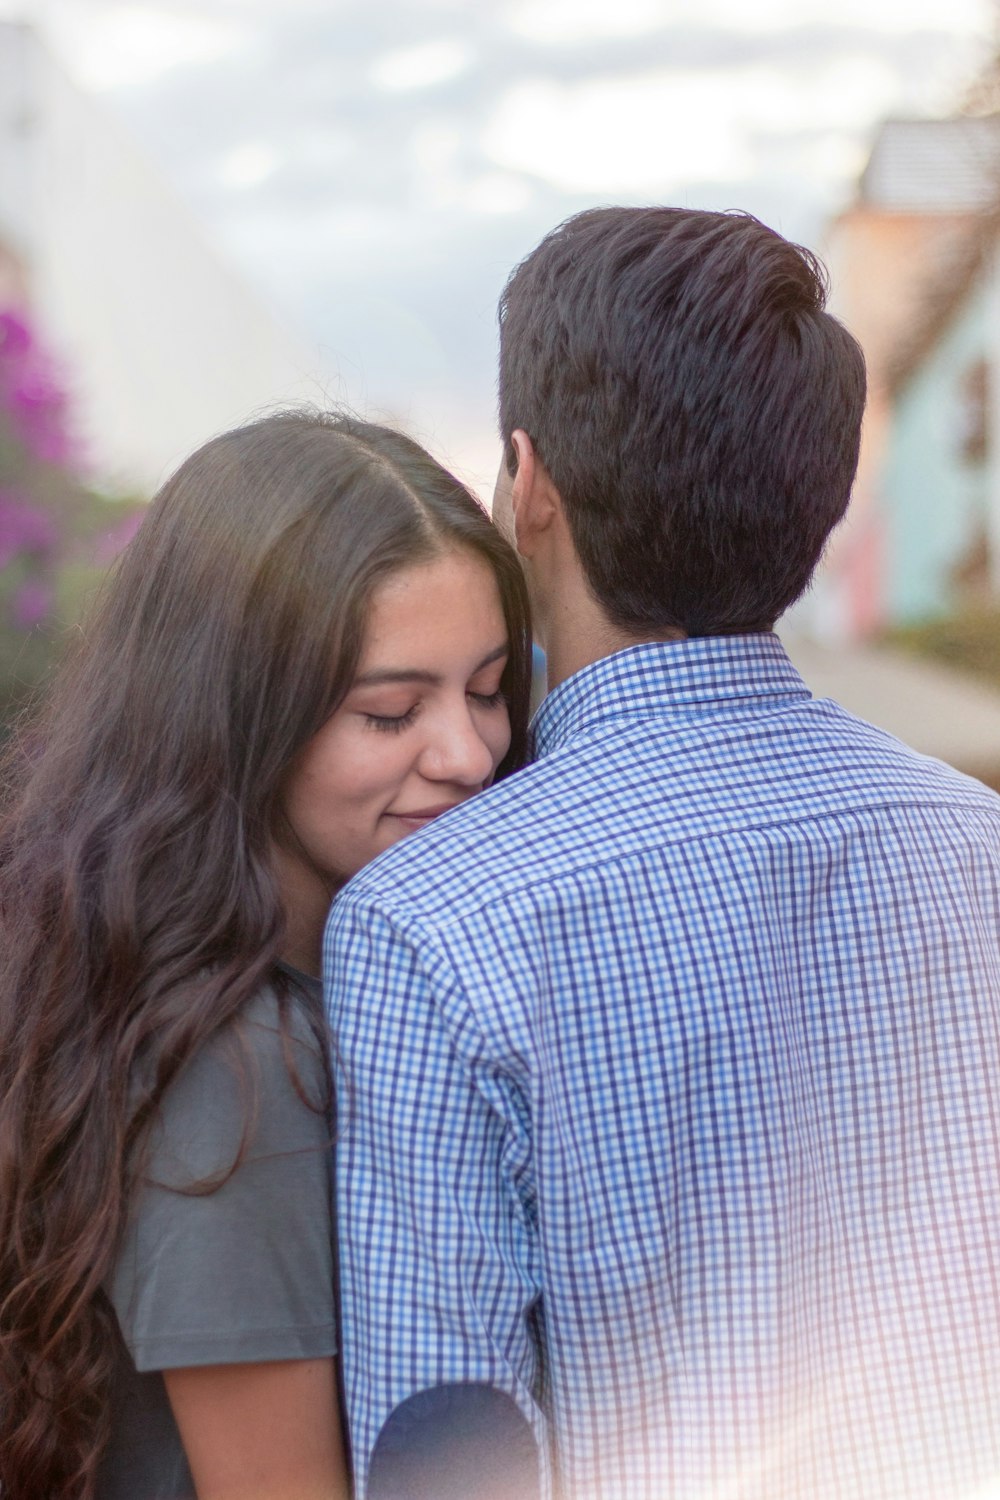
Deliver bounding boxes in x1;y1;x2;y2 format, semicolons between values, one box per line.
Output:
325;208;1000;1499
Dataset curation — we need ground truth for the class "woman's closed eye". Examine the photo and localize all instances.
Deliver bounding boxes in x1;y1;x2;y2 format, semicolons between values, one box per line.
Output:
468;686;506;709
364;706;419;734
365;688;503;731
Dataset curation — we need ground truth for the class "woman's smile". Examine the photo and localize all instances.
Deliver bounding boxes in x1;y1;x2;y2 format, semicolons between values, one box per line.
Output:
385;800;465;829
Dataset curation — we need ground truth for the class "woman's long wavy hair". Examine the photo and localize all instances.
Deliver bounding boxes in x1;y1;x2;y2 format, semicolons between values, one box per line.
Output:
0;410;532;1500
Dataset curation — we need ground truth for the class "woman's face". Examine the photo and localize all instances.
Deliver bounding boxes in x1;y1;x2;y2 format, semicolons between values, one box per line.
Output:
279;546;512;905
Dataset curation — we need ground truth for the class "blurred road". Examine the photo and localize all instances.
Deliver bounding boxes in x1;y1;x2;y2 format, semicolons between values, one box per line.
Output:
781;633;1000;788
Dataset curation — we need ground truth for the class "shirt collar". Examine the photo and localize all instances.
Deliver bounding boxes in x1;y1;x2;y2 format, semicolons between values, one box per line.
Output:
530;633;812;758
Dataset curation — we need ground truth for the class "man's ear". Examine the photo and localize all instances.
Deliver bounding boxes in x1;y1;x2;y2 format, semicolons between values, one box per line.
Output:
509;429;558;558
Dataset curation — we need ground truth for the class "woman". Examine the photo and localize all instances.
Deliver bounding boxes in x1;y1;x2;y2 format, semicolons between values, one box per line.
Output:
0;411;532;1500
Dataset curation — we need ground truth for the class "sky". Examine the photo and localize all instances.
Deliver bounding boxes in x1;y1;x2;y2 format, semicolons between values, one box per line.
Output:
3;0;997;490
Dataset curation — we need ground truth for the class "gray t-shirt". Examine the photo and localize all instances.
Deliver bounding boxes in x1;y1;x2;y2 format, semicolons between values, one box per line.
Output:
96;974;336;1500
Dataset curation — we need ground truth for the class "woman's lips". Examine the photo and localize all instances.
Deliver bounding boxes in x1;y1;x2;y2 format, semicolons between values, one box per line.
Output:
387;802;464;830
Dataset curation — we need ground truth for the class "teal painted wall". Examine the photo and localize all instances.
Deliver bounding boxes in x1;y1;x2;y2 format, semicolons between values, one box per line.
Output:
882;274;991;624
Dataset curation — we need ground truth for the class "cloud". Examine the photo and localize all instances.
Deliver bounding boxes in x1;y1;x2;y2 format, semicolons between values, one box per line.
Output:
370;38;474;91
504;0;992;40
482;75;753;195
466;172;535;215
505;0;667;44
481;54;900;197
218;141;281;190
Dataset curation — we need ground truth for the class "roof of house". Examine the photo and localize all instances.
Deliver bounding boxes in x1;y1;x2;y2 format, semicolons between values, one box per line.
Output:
861;116;1000;213
846;117;1000;392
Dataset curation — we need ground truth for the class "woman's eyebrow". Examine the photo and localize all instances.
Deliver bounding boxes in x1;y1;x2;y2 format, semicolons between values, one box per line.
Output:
354;643;509;689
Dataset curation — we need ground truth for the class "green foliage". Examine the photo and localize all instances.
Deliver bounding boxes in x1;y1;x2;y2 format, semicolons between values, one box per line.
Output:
885;601;1000;693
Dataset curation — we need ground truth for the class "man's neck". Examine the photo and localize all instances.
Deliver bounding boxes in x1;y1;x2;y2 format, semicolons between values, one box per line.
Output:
539;587;685;693
518;498;684;691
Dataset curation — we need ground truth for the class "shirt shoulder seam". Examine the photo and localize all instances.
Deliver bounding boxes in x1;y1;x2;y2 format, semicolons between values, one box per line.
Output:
339;792;1000;935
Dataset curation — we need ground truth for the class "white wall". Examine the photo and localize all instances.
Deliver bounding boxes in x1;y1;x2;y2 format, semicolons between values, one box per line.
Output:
0;21;327;493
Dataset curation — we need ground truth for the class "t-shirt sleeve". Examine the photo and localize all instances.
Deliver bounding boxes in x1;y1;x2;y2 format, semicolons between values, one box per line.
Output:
108;988;337;1373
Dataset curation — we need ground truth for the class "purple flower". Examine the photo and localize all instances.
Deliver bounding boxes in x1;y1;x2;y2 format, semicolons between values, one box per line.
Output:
0;311;32;360
0;306;78;468
6;376;73;466
11;577;53;629
0;491;59;567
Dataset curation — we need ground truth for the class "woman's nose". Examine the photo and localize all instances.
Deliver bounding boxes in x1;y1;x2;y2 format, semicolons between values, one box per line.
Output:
419;704;496;787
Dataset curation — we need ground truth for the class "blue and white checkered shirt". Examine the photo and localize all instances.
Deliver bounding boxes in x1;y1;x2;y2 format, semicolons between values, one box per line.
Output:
325;634;1000;1499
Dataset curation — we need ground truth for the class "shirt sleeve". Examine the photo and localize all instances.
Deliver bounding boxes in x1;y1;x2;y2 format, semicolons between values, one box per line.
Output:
325;894;546;1499
108;989;338;1372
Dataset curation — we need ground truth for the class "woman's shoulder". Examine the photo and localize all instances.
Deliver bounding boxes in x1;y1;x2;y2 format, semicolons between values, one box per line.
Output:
147;970;329;1184
110;968;336;1376
238;968;326;1088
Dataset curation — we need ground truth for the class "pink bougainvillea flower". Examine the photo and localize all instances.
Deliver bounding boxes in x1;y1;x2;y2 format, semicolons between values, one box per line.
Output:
6;371;72;467
10;577;53;629
0;311;32;359
0;491;58;568
0;306;78;468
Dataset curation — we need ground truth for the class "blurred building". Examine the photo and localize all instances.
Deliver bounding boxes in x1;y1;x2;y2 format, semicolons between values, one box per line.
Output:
0;19;323;494
807;116;1000;641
